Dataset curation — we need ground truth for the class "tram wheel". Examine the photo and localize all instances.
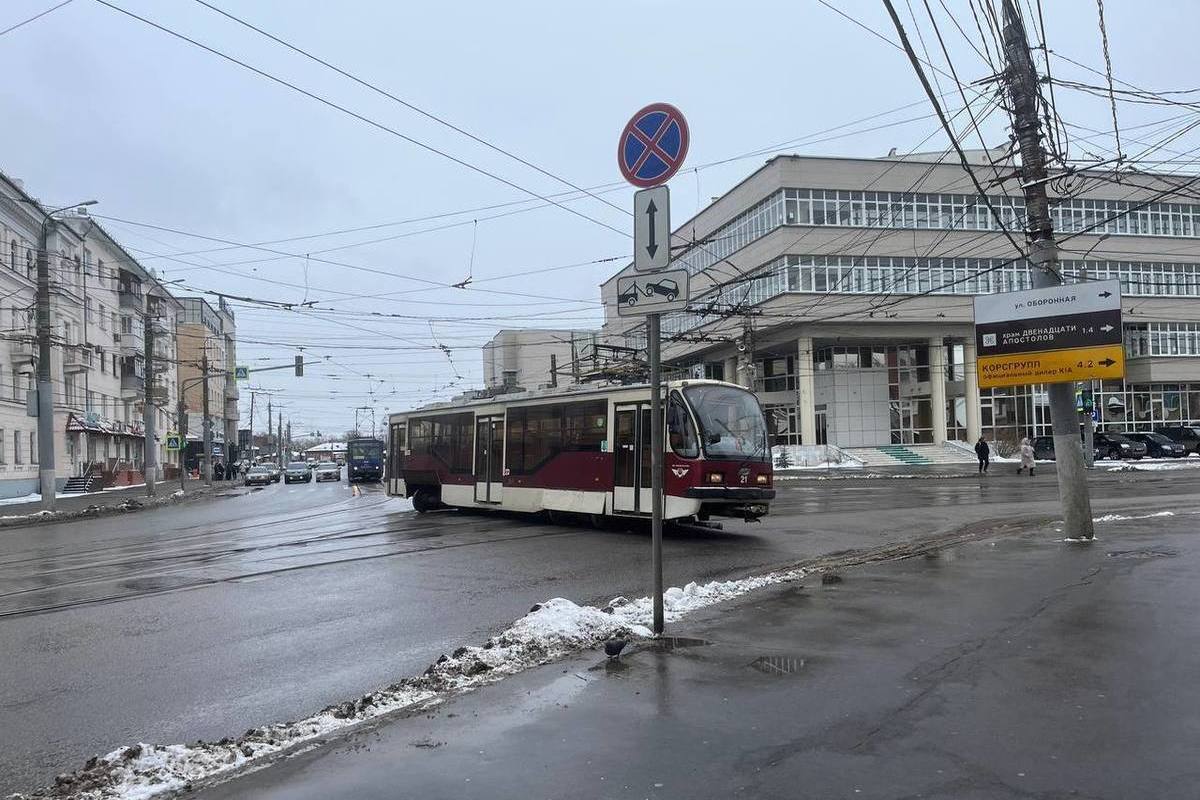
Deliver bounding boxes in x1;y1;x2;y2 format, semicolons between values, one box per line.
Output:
411;488;436;513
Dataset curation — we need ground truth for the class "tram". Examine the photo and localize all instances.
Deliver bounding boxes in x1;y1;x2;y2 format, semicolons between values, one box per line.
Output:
385;379;774;522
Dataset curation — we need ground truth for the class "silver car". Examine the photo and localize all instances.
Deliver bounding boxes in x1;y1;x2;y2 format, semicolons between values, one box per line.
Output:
314;461;341;482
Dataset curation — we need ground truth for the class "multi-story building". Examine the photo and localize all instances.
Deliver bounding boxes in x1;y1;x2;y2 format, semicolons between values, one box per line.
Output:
482;329;599;391
599;150;1200;454
0;170;200;497
176;296;239;467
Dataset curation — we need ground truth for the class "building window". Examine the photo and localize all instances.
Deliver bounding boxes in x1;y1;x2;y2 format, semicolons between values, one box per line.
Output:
13;430;20;464
30;432;36;463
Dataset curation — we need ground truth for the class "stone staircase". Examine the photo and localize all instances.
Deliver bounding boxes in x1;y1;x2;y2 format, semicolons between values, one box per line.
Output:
62;474;99;494
840;443;975;467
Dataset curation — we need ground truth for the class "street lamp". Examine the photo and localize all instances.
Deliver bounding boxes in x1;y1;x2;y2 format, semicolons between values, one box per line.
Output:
35;200;98;511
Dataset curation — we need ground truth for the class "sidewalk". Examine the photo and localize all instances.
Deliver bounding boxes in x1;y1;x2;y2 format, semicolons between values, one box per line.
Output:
196;511;1200;800
0;479;231;527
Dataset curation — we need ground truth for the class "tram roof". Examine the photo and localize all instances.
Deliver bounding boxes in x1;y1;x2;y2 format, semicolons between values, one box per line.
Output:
388;379;746;420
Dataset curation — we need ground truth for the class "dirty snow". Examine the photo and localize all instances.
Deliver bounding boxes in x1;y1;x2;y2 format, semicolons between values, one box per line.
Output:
1093;510;1175;523
18;569;808;800
1107;459;1200;472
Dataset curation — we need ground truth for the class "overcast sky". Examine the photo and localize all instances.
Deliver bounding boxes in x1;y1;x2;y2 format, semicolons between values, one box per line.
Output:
1;0;1195;436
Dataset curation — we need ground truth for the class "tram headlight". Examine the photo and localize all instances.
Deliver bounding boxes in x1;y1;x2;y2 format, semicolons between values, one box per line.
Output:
756;474;769;484
707;472;724;484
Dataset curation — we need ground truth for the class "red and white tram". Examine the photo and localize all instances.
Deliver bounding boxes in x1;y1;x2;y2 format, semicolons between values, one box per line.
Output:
385;379;774;522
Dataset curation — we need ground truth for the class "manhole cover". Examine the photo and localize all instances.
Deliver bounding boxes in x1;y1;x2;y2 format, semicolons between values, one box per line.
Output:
1106;549;1177;560
750;655;806;675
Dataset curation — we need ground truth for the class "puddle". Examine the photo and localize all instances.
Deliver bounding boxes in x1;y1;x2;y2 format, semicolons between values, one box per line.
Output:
650;636;711;651
750;655;807;675
1106;549;1177;560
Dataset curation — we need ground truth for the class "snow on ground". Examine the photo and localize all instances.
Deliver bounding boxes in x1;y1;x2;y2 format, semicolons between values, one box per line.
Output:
1093;510;1176;523
1107;459;1200;472
20;566;808;800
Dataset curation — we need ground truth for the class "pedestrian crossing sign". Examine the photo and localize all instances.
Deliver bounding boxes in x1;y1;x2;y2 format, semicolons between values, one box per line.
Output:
165;432;183;451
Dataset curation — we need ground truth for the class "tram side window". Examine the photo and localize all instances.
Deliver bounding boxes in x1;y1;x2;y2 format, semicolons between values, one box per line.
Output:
388;423;406;476
668;392;699;458
563;400;607;452
409;418;432;456
522;405;562;472
506;400;607;474
430;413;473;473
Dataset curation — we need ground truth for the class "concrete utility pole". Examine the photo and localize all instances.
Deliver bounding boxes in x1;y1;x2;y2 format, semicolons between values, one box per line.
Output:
201;352;212;486
266;396;272;465
34;217;57;510
1001;0;1095;539
177;397;187;489
142;297;157;497
277;411;284;470
248;390;255;464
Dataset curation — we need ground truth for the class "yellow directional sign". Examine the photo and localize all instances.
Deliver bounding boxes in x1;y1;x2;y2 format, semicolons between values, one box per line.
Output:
977;344;1125;389
974;280;1125;389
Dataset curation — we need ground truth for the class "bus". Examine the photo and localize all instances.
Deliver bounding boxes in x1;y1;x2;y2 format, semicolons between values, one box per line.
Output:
346;437;385;483
386;379;773;523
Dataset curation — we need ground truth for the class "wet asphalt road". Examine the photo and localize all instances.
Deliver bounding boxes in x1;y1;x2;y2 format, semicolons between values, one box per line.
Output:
200;508;1200;800
3;466;1200;794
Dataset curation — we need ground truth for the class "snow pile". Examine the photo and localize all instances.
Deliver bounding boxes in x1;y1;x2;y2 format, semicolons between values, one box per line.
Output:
1093;510;1175;523
1107;460;1200;472
19;570;812;800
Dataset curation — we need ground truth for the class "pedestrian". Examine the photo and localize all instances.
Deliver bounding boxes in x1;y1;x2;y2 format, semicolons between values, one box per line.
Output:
974;436;990;474
1017;437;1036;476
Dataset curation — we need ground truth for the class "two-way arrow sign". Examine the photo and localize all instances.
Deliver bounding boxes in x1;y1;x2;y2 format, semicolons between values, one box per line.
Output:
634;185;670;272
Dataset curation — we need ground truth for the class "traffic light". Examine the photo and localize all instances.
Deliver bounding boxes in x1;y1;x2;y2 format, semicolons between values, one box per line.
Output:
295;356;304;377
1076;388;1094;413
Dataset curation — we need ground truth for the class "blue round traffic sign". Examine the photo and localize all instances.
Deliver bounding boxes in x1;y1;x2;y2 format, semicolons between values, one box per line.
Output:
618;102;689;188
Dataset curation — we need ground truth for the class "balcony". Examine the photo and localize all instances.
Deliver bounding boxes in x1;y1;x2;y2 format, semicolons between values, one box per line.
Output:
8;339;35;363
63;347;93;374
113;332;143;356
118;290;144;312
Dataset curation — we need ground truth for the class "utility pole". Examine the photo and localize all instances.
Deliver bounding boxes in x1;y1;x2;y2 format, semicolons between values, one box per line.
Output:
549;353;558;388
248;390;256;465
285;419;292;460
736;317;756;389
201;352;212;486
142;297;157;497
277;411;284;470
35;218;57;510
177;397;187;489
266;396;272;465
1001;0;1094;539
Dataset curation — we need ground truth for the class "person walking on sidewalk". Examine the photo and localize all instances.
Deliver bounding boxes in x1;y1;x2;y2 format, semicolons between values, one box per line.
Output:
974;436;990;474
1017;437;1036;476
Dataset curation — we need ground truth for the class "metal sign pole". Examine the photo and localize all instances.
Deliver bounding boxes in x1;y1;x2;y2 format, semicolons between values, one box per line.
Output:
648;312;664;636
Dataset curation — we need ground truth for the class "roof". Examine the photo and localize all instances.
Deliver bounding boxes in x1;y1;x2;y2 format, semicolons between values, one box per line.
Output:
303;442;347;452
390;378;744;419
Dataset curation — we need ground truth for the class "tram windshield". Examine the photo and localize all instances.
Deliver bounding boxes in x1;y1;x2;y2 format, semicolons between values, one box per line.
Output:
683;384;769;461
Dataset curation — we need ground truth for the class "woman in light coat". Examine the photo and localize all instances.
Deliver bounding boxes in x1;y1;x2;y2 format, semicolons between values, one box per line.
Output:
1017;437;1036;476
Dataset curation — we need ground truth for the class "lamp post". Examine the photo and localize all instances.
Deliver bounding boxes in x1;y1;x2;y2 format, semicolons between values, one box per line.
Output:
35;200;97;510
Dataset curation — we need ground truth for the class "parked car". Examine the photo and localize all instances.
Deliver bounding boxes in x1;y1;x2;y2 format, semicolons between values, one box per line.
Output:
1155;425;1200;456
314;461;341;482
1032;435;1103;462
266;464;282;483
1124;432;1187;458
1093;431;1147;460
243;466;273;487
284;461;312;484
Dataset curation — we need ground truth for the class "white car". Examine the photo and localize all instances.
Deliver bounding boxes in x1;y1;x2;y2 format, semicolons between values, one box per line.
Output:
314;462;341;482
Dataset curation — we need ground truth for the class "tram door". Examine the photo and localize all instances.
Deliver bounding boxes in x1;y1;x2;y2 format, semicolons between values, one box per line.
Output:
474;416;504;503
613;404;652;513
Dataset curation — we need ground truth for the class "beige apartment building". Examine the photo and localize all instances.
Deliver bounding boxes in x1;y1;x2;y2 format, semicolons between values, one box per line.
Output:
176;296;239;466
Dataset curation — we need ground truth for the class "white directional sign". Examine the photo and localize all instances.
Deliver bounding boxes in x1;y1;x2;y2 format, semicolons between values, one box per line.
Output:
616;268;690;317
634;185;670;272
973;279;1124;389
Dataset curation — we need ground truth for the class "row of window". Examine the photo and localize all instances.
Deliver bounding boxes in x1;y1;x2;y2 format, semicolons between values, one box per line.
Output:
0;429;37;465
406;400;610;476
1125;323;1200;358
661;255;1200;338
784;188;1200;239
659;184;1200;297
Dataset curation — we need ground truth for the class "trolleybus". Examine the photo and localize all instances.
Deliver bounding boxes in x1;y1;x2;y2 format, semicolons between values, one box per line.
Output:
385;379;773;522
